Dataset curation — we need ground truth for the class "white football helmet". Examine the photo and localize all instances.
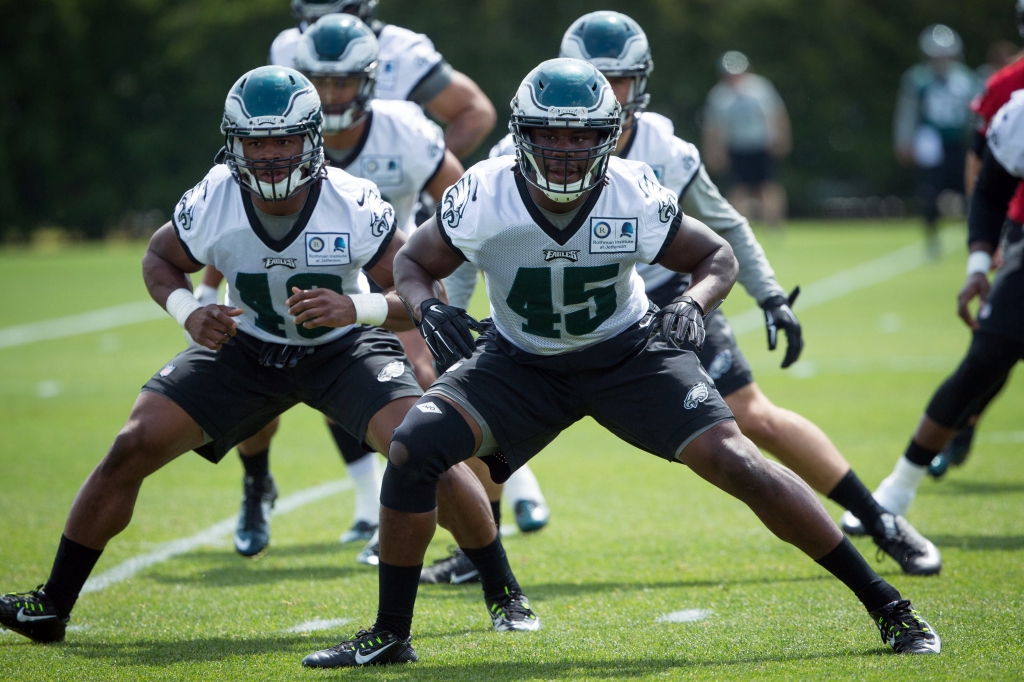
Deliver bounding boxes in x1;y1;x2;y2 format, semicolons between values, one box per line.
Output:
510;58;621;203
918;24;962;59
220;66;325;201
294;14;378;132
559;11;652;126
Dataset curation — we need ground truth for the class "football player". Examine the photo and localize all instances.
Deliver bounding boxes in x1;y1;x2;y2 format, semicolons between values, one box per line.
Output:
927;5;1024;478
0;66;527;643
223;15;468;558
429;11;940;583
841;89;1024;535
300;59;940;668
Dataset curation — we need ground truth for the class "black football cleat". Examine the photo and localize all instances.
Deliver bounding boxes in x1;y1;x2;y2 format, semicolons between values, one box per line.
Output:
419;547;479;584
514;499;550;533
488;588;541;632
872;513;942;576
928;425;976;479
302;629;418;668
0;586;68;643
234;474;277;558
869;599;940;654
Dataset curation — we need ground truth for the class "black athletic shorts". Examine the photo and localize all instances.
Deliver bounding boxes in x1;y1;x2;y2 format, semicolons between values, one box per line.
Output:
142;327;422;463
646;273;755;397
432;308;735;474
978;221;1024;341
728;148;776;186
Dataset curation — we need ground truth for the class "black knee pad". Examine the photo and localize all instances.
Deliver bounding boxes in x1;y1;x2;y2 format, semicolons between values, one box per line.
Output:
380;396;476;513
925;332;1021;428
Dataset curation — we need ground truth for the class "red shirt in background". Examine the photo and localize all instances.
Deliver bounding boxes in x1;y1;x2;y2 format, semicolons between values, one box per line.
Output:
972;57;1024;224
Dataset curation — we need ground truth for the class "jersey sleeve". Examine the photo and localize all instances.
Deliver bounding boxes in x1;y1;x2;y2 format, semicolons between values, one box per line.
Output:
435;169;482;263
171;167;228;266
349;183;398;271
633;165;683;265
408;110;447;193
377;26;445;101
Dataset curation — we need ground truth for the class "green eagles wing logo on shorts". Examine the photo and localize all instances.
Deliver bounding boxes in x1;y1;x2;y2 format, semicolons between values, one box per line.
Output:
638;173;678;224
441;174;474;229
683;382;709;410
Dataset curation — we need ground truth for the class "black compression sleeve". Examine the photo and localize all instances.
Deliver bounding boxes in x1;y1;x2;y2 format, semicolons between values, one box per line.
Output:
968;148;1020;247
971;128;988;158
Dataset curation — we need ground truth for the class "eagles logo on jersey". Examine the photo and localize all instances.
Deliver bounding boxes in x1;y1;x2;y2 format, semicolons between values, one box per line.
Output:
440;173;474;229
367;188;396;237
638;173;678;224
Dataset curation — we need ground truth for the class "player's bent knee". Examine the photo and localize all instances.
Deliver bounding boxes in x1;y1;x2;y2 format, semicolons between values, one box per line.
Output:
926;333;1020;428
379;397;476;514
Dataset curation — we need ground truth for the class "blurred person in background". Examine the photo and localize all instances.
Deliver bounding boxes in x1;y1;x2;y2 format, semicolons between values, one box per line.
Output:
893;24;982;258
702;51;791;228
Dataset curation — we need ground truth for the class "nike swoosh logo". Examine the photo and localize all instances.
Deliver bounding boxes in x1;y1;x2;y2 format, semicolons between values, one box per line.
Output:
354;640;396;665
357;189;366;207
16;608;55;623
450;570;479;584
234;534;252;552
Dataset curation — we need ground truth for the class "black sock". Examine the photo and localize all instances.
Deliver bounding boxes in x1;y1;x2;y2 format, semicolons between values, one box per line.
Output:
373;562;421;640
905;440;940;467
461;535;520;603
828;470;888;537
490;500;502;529
43;535;104;620
816;537;900;612
239;448;269;478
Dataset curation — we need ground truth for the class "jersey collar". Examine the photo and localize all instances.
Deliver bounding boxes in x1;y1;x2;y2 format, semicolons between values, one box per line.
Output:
240;177;322;253
513;166;606;247
329;110;374;171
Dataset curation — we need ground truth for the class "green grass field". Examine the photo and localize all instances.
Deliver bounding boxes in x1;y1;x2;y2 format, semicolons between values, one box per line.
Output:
0;221;1021;680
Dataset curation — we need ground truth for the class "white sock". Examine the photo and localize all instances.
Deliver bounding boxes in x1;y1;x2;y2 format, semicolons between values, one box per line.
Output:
873;456;926;516
346;453;381;524
888;456;927;491
504;464;546;505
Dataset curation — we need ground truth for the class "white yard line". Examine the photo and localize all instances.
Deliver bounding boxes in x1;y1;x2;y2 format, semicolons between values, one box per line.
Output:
0;301;167;350
656;609;712;623
728;228;965;336
81;479;352;595
284;618;352;633
979;431;1024;445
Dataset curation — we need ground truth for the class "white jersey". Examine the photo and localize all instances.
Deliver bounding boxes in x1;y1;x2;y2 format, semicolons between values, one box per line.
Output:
269;24;444;102
987;89;1024;178
490;111;784;302
327;99;445;233
173;165;396;346
438;156;682;356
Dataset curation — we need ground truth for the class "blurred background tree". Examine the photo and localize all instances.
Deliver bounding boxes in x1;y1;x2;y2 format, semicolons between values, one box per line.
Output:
0;0;1015;238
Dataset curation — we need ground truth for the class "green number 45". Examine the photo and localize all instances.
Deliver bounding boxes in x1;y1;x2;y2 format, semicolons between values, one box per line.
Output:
505;264;619;338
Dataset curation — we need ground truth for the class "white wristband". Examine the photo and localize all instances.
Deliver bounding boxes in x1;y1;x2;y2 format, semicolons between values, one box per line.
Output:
349;293;389;326
966;251;992;276
166;288;203;328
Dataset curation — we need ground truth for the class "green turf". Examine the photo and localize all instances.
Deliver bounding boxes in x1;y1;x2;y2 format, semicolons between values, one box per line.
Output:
0;221;1021;680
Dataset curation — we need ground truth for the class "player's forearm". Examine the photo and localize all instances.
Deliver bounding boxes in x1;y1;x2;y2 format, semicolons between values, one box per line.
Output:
382;292;417;332
683;243;738;314
968;150;1018;248
393;252;444;322
442;105;497;160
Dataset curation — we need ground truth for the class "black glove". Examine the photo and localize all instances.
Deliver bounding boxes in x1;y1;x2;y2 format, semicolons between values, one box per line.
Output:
761;286;803;368
649;295;709;351
416;298;483;368
257;341;315;369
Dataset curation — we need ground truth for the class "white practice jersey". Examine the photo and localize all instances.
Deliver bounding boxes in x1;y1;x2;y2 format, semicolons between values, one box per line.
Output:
490;111;784;302
437;156;682;356
327;99;445;233
173;165;396;346
270;24;443;102
987;89;1024;178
